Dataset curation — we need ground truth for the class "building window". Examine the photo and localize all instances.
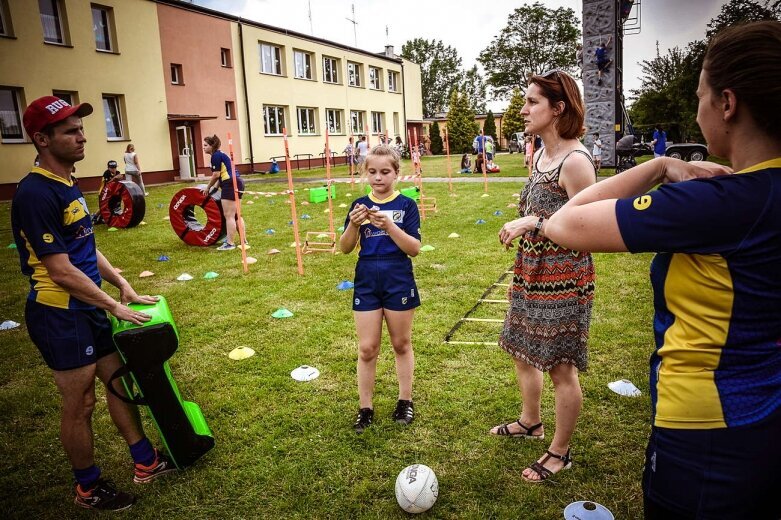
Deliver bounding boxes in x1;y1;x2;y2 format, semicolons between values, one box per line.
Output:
0;0;15;37
297;107;316;135
221;48;232;68
369;66;381;90
52;90;77;106
323;56;338;84
388;71;399;92
225;101;235;120
91;4;115;52
371;111;383;134
263;105;285;135
347;61;361;87
0;87;24;142
325;109;342;134
350;110;365;135
293;50;313;80
39;0;68;45
170;64;183;85
102;94;125;140
260;43;282;75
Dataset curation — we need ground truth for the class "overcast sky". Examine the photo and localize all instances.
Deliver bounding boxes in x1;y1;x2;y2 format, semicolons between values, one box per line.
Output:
195;0;728;111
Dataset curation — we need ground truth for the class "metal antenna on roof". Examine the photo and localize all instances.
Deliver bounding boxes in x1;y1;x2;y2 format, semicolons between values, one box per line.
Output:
308;0;313;35
346;4;358;46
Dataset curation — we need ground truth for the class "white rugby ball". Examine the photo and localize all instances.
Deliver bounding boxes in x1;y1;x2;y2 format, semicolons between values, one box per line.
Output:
395;464;439;514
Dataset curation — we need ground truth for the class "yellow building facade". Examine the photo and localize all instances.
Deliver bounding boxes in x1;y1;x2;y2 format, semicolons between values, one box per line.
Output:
234;23;422;166
0;0;171;194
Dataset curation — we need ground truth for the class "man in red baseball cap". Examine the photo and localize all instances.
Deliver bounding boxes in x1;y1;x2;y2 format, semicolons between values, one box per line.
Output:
10;96;174;511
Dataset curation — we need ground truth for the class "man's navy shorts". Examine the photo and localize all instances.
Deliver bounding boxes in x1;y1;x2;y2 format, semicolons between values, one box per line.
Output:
353;256;420;312
25;299;116;371
220;177;244;201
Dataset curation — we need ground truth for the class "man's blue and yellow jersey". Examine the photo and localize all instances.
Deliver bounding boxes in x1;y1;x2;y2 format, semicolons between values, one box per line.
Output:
11;167;100;310
616;158;781;429
344;191;420;258
211;150;233;183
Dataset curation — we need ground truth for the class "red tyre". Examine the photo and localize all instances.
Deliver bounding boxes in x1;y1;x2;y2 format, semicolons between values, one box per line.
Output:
99;180;146;228
169;188;226;246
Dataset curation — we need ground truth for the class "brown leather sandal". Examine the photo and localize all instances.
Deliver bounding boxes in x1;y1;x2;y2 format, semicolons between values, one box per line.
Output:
522;448;573;483
490;420;544;439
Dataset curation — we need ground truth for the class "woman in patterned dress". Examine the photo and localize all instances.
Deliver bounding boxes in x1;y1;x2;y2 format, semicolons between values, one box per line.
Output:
490;70;597;482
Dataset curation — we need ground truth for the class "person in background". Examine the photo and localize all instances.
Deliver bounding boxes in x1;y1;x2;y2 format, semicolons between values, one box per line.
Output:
545;21;781;519
201;135;248;251
591;132;603;173
460;153;472;173
595;35;613;85
123;144;147;196
651;124;667;158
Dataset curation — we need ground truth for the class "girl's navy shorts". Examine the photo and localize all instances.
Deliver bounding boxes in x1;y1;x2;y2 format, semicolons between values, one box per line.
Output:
353;256;420;312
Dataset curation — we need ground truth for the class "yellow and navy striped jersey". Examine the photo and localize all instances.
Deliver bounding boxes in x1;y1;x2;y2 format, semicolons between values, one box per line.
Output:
344;191;421;258
211;150;233;183
11;167;100;310
616;158;781;429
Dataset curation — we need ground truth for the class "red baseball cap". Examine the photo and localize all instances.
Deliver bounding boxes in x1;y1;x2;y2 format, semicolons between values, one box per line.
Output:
23;96;93;137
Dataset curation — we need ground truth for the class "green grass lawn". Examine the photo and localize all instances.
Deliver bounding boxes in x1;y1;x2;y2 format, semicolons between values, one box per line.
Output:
0;159;655;519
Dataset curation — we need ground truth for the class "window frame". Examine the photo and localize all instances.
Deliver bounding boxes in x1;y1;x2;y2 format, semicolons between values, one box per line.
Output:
322;56;339;84
170;63;183;85
91;4;116;53
260;43;283;76
293;50;313;80
52;90;78;106
263;105;286;136
350;110;365;135
371;111;384;134
393;112;400;135
102;94;126;141
387;70;399;93
347;61;362;87
0;0;15;38
225;101;235;120
39;0;69;46
0;86;25;143
368;66;381;90
296;107;317;135
325;108;343;135
221;47;232;68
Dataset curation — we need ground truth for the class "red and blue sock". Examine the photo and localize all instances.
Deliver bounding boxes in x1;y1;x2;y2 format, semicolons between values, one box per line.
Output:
129;437;156;466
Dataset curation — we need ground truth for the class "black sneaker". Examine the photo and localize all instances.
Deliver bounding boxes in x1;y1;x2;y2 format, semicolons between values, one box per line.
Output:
353;407;374;433
392;400;415;425
74;478;136;511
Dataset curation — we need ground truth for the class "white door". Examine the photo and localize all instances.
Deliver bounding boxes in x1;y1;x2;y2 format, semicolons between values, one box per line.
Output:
176;125;196;179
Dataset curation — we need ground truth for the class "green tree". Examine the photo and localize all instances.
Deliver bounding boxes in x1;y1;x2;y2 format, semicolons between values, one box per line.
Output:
478;2;580;99
483;110;497;144
429;121;444;155
706;0;780;37
446;89;479;154
460;65;487;113
401;38;463;117
502;88;525;140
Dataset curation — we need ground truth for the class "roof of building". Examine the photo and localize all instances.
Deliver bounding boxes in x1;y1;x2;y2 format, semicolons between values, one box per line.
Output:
154;0;403;64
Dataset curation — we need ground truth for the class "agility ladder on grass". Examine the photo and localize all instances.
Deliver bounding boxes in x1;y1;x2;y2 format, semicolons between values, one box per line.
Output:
443;266;514;345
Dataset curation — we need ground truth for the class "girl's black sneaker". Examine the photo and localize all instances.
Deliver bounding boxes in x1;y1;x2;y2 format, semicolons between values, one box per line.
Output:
392;400;414;425
353;407;374;433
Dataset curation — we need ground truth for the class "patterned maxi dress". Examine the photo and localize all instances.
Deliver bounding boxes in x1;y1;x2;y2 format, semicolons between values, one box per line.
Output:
499;150;596;371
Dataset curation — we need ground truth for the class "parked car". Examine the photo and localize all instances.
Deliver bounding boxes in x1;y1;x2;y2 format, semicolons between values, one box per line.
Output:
508;132;524;153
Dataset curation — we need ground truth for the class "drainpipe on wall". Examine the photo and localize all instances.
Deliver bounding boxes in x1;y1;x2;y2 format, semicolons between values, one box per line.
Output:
400;60;408;146
238;20;255;172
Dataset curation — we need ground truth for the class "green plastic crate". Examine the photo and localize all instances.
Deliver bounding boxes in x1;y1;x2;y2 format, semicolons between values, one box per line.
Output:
401;186;420;201
309;185;336;203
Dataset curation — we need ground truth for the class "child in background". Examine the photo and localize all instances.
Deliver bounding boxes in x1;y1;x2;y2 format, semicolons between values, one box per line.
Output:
591;132;603;173
459;153;472;173
339;145;422;434
524;136;533;168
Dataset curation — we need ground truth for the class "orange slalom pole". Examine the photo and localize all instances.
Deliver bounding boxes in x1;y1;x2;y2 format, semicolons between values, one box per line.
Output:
364;124;371;147
283;128;304;276
444;127;453;194
325;128;335;235
227;132;249;273
481;129;488;193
